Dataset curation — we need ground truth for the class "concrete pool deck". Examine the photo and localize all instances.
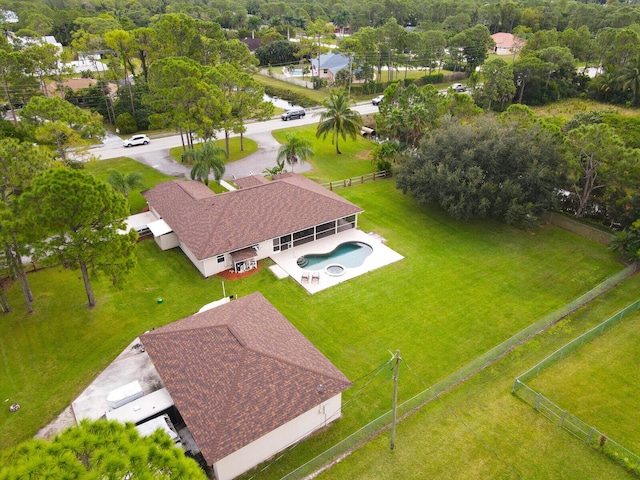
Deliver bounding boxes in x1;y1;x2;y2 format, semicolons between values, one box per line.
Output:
271;229;404;294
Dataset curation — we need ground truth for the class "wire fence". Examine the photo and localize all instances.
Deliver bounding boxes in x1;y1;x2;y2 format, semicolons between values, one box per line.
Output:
513;298;640;386
279;263;638;479
514;383;640;475
512;298;640;477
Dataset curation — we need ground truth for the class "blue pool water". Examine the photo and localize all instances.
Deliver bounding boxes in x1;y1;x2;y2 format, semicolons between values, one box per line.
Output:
297;241;373;270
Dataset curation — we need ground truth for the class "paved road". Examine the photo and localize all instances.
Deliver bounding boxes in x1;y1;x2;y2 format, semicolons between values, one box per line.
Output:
89;102;380;181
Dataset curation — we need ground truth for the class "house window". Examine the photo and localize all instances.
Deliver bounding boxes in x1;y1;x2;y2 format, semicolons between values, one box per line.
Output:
323;69;328;74
273;238;280;252
217;255;225;263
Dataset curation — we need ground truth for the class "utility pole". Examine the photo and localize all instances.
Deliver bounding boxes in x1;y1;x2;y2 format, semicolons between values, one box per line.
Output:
390;349;400;450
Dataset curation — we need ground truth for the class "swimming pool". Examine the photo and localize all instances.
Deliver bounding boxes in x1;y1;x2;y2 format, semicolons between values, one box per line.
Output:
297;241;373;271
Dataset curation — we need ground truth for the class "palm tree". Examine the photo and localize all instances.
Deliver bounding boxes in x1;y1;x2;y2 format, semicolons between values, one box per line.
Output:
190;141;226;185
107;170;145;198
276;134;314;172
316;89;362;155
617;53;640;105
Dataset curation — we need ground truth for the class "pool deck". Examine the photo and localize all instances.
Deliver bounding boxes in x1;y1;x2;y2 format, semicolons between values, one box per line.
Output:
271;229;404;294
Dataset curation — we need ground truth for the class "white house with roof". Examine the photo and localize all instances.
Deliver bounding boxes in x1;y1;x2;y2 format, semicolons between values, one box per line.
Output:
311;53;353;84
491;32;525;56
141;292;352;480
142;174;364;277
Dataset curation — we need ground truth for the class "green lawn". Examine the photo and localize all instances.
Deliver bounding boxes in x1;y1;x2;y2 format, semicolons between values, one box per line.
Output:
310;274;640;480
84;157;175;213
167;136;258;164
255;73;329;104
528;310;640;449
271;124;376;182
0;177;624;473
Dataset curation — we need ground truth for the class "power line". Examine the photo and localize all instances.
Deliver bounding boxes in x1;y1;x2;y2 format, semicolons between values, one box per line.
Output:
246;357;393;479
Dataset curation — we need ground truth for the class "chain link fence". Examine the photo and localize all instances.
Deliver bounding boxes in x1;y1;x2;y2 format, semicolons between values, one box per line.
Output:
279;263;638;479
513;382;640;475
512;298;640;476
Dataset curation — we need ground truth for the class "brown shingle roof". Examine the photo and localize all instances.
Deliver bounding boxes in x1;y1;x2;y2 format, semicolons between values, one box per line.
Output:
234;175;268;189
141;292;351;465
142;174;363;260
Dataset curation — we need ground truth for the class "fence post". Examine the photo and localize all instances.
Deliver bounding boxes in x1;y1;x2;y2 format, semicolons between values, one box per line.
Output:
560;410;567;427
361;175;364;184
586;427;595;445
329;182;333;191
511;378;520;394
535;393;542;411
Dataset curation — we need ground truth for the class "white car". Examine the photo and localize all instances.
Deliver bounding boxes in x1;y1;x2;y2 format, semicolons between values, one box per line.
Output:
372;95;384;106
452;83;466;92
123;134;150;147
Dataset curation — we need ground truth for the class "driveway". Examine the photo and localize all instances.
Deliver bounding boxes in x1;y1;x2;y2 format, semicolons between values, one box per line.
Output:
89;102;380;181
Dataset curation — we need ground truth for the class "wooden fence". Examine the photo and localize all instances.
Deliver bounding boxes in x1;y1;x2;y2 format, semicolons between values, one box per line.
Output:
321;171;391;191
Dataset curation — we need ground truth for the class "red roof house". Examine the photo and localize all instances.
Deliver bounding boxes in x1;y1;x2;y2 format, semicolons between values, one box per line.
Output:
142;173;364;276
141;292;351;480
490;32;525;55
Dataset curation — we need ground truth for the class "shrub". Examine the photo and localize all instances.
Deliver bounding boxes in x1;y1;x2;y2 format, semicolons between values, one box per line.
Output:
115;112;138;135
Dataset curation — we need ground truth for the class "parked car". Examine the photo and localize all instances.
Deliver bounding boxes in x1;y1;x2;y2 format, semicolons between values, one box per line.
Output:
123;134;150;147
452;83;466;93
372;95;384;106
281;108;306;121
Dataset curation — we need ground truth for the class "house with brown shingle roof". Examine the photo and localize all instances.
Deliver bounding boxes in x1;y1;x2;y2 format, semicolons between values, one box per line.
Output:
141;292;352;480
142;173;364;277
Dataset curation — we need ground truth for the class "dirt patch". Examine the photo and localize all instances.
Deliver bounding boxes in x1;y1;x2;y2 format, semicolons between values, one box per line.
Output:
217;263;263;280
355;150;372;160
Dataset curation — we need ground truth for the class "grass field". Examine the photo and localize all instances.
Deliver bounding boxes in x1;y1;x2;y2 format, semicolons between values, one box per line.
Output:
0;176;624;465
255;73;329;104
84;157;175;213
271;124;376;182
308;274;640;480
167;136;258;164
2;101;636;478
528;310;640;449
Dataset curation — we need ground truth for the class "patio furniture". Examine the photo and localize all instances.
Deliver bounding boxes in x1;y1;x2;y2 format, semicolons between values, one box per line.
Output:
311;272;320;284
301;272;310;283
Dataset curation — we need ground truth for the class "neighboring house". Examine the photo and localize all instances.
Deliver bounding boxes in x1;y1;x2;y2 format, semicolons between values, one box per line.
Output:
45;78;117;102
491;32;525;55
0;9;18;23
311;52;352;84
6;32;63;54
329;22;350;36
240;37;261;52
142;173;363;277
141;292;352;480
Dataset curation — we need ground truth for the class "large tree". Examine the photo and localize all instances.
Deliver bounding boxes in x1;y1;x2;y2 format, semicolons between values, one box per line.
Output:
19;169;138;307
395;114;564;229
564;123;634;218
316;89;362;155
476;57;516;111
19;96;105;162
0;419;207;478
376;83;447;151
0;139;54;313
